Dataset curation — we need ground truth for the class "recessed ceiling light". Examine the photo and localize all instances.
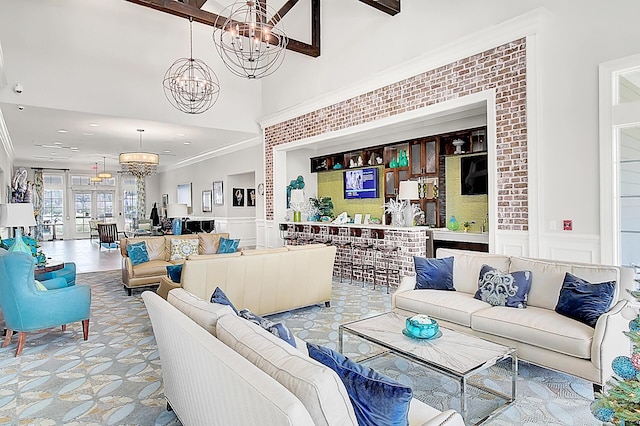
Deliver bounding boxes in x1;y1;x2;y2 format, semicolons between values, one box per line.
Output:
163;150;171;153
82;132;93;136
53;141;63;145
89;123;100;127
177;133;186;137
57;129;69;133
183;141;191;145
70;147;79;150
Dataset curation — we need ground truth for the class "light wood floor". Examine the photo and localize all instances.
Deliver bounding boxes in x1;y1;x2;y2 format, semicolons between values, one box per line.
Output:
38;238;122;274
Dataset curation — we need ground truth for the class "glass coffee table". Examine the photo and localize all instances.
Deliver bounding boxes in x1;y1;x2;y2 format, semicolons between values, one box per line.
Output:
339;311;517;425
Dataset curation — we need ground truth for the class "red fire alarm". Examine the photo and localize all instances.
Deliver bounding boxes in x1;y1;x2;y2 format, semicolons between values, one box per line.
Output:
563;220;573;231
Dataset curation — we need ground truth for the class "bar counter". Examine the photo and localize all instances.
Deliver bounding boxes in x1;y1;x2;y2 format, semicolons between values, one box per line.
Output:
280;222;430;287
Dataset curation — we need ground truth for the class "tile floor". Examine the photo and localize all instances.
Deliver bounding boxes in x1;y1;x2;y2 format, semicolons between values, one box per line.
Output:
38;238;122;274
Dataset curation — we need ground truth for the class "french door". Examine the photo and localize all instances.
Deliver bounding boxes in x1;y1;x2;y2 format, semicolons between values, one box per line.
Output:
72;190;115;239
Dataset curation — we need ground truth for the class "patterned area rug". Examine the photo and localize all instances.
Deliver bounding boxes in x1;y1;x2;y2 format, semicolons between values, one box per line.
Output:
0;271;598;425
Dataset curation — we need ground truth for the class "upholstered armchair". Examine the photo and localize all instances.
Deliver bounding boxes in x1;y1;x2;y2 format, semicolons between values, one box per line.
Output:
0;251;91;356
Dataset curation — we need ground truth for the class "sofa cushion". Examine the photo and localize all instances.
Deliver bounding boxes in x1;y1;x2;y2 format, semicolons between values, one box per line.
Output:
414;256;454;291
126;241;149;266
166;264;183;283
239;309;297;348
307;343;412;426
394;289;490;327
285;243;329;251
242;247;289;256
217;237;240;254
199;233;226;255
170;238;200;260
436;248;510;294
128;236;165;261
555;273;615;328
216;314;358;426
474;264;532;308
132;259;172;278
167;288;235;336
471;305;594;358
211;286;239;315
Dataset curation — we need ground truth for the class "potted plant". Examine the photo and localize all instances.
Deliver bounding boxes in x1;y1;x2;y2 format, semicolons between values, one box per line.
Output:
309;197;334;221
463;221;471;232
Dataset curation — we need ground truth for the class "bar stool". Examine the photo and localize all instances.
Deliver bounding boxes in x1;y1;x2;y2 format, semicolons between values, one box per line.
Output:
350;228;375;287
279;223;297;246
328;226;353;283
371;229;400;294
312;225;331;244
295;224;314;245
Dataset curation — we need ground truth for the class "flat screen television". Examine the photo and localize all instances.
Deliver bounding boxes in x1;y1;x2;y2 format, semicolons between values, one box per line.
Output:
461;155;488;195
344;167;379;199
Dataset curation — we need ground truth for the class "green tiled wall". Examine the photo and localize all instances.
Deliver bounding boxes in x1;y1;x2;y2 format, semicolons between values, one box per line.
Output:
316;166;385;221
445;156;488;230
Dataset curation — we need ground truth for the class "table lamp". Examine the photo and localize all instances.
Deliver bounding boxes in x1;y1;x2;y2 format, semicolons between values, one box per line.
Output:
0;203;37;253
166;203;188;235
398;181;419;227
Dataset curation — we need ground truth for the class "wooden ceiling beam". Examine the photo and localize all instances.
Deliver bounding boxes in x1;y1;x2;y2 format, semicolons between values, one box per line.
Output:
269;0;299;26
358;0;400;16
125;0;320;57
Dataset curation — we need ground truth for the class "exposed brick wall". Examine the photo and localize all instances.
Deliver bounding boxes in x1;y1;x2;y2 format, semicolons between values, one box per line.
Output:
265;39;527;231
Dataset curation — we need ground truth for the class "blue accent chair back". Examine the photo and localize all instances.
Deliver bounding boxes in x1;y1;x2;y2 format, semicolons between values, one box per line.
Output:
35;262;77;287
0;251;91;356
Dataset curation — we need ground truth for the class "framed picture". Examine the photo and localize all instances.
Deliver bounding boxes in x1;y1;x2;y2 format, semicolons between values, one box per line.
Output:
202;190;212;212
161;193;169;208
213;181;224;206
247;188;256;207
232;188;245;207
177;183;192;207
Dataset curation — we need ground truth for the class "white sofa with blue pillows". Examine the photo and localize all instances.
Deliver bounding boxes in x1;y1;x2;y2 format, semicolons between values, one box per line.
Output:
391;248;637;387
143;289;465;426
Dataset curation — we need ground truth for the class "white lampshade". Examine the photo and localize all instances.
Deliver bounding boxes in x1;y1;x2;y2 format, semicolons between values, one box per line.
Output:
290;189;305;204
0;203;36;228
166;203;188;218
398;181;419;200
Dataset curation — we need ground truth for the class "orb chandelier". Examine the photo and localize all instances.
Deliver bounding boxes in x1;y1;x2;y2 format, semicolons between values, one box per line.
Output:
98;156;112;179
213;1;288;79
119;129;159;178
163;17;220;115
90;162;102;183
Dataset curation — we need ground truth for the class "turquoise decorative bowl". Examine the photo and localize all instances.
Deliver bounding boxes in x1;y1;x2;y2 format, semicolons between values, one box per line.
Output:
405;315;439;339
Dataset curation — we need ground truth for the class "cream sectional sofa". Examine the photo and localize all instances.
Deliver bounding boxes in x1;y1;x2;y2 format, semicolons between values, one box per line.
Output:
142;290;464;426
119;233;229;295
158;243;337;316
392;248;637;387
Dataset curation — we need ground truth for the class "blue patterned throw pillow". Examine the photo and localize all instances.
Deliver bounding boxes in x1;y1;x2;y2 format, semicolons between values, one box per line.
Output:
474;264;532;308
166;264;183;283
414;256;455;291
210;287;238;315
307;343;412;426
555;272;615;328
239;309;297;348
217;237;240;254
126;241;149;266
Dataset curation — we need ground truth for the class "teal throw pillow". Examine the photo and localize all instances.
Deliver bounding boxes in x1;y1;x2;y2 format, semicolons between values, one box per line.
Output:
126;241;149;266
239;309;296;348
217;237;240;254
210;287;238;315
555;273;615;328
307;343;412;426
414;256;455;291
166;264;183;283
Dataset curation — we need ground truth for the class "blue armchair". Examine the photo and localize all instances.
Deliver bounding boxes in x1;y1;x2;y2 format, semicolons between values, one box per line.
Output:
0;251;91;356
35;262;77;287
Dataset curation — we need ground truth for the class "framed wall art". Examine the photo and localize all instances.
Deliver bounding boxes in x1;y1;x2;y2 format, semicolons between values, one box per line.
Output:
247;188;256;207
213;181;224;206
161;193;169;208
202;189;212;212
232;187;245;207
177;183;192;208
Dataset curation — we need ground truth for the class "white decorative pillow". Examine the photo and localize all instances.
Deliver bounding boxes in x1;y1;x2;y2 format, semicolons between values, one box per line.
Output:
170;238;199;260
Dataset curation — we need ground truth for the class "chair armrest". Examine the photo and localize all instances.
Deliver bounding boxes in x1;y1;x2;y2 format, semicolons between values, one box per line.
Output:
16;285;91;331
591;299;631;384
391;275;416;309
40;277;68;290
418;410;465;426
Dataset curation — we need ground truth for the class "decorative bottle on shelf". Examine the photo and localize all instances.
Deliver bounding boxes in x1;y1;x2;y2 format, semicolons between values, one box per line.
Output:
389;156;398;168
399;150;408;167
447;215;459;231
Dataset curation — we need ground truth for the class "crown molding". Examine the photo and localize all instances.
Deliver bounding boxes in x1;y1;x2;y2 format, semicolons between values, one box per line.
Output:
259;7;551;129
161;136;261;172
0;107;15;164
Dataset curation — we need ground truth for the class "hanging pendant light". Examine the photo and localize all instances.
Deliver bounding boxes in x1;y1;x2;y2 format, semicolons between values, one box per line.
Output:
163;17;220;114
119;129;159;178
90;162;102;183
213;1;288;79
98;156;112;179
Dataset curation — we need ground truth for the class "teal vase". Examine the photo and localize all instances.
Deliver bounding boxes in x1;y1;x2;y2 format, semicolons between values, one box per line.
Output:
8;228;31;255
399;150;408;167
389;157;398;168
447;216;459;231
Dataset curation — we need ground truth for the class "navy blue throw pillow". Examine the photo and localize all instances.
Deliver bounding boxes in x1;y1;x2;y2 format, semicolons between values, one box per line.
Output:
555;273;615;328
414;256;455;291
239;309;296;348
474;264;532;308
307;343;412;426
210;287;239;315
166;264;183;283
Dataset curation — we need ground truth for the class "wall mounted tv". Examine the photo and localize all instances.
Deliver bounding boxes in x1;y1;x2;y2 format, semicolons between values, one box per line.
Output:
344;168;379;199
461;155;488;195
